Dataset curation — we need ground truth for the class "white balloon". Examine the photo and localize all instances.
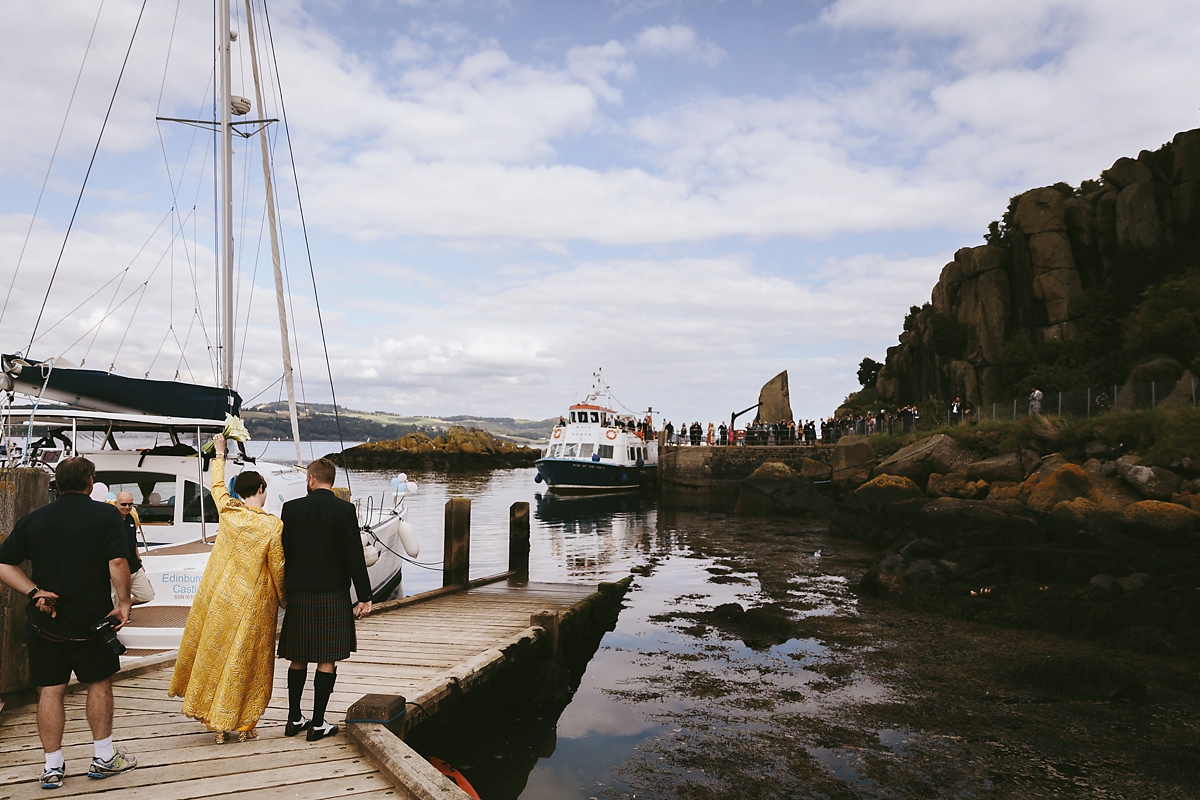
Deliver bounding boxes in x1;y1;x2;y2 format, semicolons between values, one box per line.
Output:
90;482;109;501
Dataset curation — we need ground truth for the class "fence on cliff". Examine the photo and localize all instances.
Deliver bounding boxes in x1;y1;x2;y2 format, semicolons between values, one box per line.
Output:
661;376;1200;447
969;376;1198;424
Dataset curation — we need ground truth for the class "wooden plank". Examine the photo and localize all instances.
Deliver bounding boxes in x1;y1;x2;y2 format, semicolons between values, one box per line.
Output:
0;580;610;800
3;754;377;800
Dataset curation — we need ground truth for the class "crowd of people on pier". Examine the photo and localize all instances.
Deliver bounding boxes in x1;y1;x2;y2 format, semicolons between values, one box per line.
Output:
660;404;929;447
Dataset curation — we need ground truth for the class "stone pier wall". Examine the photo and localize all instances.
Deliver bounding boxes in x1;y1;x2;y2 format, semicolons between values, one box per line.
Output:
659;445;831;511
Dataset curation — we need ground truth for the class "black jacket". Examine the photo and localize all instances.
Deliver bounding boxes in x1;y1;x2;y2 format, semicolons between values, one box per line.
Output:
280;489;372;603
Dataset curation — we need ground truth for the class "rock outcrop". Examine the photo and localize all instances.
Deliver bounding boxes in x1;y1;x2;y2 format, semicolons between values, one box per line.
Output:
754;371;793;425
876;127;1200;408
336;426;539;469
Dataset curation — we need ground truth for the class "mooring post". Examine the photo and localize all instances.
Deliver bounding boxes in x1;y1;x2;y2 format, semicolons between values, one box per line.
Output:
531;609;561;658
443;497;471;587
509;501;530;581
0;468;52;694
345;693;408;736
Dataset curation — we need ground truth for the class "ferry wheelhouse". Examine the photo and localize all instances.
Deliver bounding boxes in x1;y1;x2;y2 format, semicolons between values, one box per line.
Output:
535;380;657;493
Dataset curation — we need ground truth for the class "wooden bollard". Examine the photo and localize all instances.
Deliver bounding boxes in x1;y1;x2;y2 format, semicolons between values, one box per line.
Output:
0;468;52;694
345;693;407;735
443;497;471;587
509;502;530;581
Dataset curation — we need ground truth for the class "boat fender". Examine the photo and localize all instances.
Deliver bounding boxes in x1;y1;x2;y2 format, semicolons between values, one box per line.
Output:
605;429;617;440
592;453;601;462
429;758;481;800
360;533;381;568
620;473;628;483
534;472;543;483
636;458;644;467
396;519;420;557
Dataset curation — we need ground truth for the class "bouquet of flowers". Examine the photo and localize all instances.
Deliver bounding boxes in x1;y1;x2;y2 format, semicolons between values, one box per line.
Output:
201;414;251;454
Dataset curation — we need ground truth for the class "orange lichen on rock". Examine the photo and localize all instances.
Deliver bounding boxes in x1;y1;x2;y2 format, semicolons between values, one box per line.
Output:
1025;463;1093;513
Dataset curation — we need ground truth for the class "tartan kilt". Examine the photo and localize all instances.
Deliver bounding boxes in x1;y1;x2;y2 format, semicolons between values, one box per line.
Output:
277;591;356;663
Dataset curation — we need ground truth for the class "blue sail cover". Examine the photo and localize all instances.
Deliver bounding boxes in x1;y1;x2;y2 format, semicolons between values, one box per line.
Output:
4;355;241;421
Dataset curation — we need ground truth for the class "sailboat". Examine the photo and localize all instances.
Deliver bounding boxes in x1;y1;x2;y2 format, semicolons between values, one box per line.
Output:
1;0;417;658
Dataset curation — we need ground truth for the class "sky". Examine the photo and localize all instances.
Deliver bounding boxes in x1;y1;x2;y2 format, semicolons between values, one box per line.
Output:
1;0;1198;427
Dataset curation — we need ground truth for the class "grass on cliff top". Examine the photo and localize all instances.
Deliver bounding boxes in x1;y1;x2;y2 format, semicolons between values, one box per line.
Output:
865;406;1200;467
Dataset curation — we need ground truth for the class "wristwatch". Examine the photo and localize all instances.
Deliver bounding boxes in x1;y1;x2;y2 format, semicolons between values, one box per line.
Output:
27;586;39;600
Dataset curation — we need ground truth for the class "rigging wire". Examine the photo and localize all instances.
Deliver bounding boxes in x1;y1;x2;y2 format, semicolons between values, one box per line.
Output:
26;0;150;356
256;35;314;449
55;219;183;360
235;202;270;383
78;208;172;366
2;0;108;329
262;0;350;488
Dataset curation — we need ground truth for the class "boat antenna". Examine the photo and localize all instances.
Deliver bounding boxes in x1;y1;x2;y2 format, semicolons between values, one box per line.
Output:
26;0;150;355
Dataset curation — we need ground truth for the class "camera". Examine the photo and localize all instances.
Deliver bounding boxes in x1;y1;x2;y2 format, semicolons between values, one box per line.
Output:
91;617;127;656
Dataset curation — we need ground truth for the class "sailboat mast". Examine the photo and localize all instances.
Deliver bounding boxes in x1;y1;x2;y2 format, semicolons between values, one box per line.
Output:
243;0;303;464
218;0;235;390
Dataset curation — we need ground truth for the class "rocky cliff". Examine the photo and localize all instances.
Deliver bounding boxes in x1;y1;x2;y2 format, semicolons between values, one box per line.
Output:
876;127;1200;408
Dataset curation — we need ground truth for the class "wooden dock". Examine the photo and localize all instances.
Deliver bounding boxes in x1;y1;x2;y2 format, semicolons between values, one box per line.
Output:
1;498;629;799
0;579;602;799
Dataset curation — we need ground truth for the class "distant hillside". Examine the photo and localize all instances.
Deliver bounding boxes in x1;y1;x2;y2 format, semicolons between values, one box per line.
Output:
849;127;1200;414
243;402;556;445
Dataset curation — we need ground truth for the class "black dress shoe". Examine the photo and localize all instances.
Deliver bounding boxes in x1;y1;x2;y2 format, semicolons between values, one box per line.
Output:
284;716;311;737
306;722;339;742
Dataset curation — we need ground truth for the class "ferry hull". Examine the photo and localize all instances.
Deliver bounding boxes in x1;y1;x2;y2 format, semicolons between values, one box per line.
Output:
535;458;656;492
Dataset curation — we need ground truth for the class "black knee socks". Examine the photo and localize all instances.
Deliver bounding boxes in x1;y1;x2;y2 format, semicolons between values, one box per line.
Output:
288;666;307;722
312;670;336;727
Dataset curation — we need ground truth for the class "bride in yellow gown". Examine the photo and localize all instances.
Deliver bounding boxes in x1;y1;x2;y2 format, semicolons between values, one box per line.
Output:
168;433;285;742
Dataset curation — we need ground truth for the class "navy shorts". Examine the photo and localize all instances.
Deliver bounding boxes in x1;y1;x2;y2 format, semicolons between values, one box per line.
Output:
26;633;120;686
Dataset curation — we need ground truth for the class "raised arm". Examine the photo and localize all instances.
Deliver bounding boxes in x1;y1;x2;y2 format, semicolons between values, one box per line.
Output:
209;433;235;513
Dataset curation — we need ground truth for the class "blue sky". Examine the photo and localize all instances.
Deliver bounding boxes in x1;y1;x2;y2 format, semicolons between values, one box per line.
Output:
2;0;1199;426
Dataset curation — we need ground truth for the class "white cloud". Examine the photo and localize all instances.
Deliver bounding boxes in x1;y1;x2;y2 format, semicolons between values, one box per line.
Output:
632;24;724;66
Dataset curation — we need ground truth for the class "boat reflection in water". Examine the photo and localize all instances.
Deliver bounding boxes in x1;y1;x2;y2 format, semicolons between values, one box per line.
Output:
534;489;657;579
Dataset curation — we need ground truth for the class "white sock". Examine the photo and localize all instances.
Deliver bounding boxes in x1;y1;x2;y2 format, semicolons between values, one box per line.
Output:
44;750;65;770
94;736;114;762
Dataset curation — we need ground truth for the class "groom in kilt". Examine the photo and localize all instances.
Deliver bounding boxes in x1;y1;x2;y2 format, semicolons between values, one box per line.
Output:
277;457;372;741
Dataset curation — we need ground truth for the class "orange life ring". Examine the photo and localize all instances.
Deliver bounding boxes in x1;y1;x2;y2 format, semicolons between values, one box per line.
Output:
552;428;562;439
605;429;617;440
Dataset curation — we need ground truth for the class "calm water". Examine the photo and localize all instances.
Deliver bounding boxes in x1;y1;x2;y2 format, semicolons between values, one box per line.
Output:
255;442;873;798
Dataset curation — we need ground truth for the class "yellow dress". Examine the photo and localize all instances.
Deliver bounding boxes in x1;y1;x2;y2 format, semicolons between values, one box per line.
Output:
168;458;285;732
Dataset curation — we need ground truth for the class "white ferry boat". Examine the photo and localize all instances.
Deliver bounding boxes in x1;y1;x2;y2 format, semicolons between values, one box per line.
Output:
535;376;657;493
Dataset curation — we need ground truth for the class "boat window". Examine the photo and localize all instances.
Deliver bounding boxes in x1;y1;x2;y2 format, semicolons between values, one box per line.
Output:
590;412;599;423
628;447;635;460
95;471;176;525
564;443;580;458
180;480;220;524
637;448;644;460
580;443;594;459
598;444;614;459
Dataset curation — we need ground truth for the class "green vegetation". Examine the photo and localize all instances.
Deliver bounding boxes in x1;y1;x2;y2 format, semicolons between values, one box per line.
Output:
856;358;882;388
860;406;1200;468
243;402;555;444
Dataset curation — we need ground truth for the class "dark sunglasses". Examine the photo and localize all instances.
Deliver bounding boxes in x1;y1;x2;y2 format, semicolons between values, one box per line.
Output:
116;502;135;507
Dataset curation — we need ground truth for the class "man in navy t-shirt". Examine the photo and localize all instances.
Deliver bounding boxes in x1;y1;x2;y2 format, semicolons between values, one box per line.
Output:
0;457;138;789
